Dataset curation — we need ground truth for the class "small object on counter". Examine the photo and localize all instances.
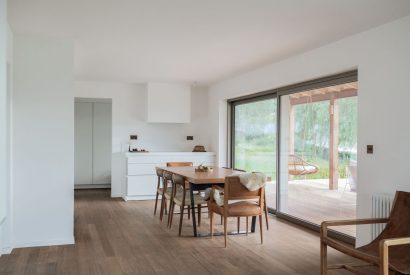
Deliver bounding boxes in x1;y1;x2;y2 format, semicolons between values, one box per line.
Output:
129;135;138;152
131;148;148;152
192;145;206;152
195;163;213;172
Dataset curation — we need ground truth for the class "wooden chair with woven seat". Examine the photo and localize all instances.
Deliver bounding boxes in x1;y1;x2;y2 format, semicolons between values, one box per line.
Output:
320;191;410;275
164;162;193;224
168;173;207;236
158;170;174;222
208;175;265;248
154;167;166;216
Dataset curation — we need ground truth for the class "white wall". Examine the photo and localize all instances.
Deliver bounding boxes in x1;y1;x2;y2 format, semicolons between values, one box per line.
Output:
0;0;14;255
0;0;8;254
13;34;74;248
74;81;211;197
209;15;410;246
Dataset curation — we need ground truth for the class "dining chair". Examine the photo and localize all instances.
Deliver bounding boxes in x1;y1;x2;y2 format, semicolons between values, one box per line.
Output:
167;162;193;167
208;175;265;247
169;173;207;236
154;167;165;216
223;167;269;232
320;191;410;275
165;162;193;225
159;171;173;222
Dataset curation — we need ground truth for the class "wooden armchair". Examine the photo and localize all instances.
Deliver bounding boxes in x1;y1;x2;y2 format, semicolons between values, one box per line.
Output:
320;191;410;275
208;176;264;248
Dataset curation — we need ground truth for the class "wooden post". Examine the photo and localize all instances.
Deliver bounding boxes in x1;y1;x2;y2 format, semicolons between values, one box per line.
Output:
329;94;339;190
289;103;295;154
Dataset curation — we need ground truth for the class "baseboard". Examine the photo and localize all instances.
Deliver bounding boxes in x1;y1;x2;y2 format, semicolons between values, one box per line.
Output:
74;184;111;189
123;195;156;201
13;236;75;249
111;193;122;198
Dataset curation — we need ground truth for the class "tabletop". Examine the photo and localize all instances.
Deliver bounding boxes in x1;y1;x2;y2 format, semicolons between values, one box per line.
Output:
158;166;241;184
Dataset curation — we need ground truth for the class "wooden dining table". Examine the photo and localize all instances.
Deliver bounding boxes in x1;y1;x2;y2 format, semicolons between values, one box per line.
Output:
158;166;257;237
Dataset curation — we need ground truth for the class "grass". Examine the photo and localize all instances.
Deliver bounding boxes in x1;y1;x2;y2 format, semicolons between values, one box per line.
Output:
234;147;351;180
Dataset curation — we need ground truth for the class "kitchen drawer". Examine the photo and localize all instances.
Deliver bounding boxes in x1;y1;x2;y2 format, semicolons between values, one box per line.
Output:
127;175;157;196
127;163;164;176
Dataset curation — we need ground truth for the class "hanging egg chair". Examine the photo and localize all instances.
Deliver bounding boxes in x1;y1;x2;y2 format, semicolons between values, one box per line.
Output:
288;154;319;176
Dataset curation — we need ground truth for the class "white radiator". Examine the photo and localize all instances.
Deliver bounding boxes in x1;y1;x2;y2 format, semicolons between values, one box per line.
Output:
371;193;394;240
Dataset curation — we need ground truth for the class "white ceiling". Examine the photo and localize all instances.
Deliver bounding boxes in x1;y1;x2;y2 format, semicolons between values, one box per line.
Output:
8;0;410;85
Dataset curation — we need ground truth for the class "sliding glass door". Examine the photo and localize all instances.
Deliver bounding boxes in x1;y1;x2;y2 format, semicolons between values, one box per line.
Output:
232;96;277;210
279;82;358;237
230;72;358;240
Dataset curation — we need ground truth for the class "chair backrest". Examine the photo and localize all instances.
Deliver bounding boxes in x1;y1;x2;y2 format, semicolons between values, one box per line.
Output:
156;167;164;177
224;176;263;203
163;171;173;181
376;191;410;240
167;162;193;167
171;174;187;195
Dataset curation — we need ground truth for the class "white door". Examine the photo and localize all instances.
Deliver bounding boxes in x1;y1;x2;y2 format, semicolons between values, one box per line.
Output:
92;103;112;184
74;102;93;185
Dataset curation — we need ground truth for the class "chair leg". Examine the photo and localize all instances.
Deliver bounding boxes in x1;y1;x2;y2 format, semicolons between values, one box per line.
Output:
169;200;176;229
154;191;159;216
159;195;165;222
164;200;168;215
167;199;172;227
246;216;249;236
167;197;174;227
210;211;214;238
198;205;201;227
237;217;240;233
179;205;184;236
220;215;223;225
259;215;263;244
188;205;191;220
264;205;269;230
224;216;228;248
320;236;327;275
264;193;269;230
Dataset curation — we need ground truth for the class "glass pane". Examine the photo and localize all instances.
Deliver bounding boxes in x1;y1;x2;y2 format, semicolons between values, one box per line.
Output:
279;82;358;236
234;98;277;209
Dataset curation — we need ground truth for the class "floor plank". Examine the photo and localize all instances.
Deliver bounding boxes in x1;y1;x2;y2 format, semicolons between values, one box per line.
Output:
0;189;377;275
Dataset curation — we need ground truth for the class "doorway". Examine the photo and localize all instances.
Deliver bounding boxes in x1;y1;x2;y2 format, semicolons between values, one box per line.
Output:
74;98;112;189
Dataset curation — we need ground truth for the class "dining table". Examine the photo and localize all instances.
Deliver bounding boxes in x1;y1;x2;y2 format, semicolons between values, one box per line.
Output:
158;166;257;237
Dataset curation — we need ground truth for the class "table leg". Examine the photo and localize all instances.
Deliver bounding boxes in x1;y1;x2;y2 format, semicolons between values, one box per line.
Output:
251;216;256;233
189;182;197;237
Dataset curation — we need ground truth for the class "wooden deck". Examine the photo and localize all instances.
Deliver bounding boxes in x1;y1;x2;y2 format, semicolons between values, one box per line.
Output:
0;189;375;275
265;178;356;236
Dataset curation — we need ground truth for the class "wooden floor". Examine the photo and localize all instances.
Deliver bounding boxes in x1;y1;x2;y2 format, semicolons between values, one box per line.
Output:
0;189;376;275
265;179;357;236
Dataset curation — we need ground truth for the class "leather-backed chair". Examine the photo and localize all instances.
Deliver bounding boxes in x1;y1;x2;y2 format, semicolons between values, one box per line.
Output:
208;175;264;247
320;191;410;275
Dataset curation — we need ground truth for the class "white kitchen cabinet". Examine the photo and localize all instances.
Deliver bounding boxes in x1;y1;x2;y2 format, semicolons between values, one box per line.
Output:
123;152;216;201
